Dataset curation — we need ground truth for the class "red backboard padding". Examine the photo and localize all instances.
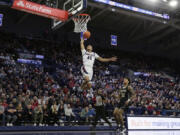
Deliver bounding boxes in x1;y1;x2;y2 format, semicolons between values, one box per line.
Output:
12;0;68;21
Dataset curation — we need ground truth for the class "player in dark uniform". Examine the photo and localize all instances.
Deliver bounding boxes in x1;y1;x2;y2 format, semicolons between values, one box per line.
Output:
113;77;136;132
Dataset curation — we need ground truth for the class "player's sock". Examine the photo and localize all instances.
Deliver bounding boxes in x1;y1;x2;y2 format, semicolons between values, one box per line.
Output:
116;124;120;132
120;125;126;132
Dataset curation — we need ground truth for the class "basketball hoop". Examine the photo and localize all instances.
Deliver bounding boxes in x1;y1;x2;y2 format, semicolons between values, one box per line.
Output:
73;14;90;33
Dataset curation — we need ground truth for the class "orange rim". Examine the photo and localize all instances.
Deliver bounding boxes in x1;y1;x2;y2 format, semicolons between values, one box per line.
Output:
73;14;90;20
79;13;90;16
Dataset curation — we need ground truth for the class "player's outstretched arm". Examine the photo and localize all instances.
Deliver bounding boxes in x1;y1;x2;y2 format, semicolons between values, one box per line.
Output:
80;38;85;50
97;56;117;62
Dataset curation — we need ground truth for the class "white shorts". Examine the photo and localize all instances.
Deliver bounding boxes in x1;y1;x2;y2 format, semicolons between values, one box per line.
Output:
81;66;93;81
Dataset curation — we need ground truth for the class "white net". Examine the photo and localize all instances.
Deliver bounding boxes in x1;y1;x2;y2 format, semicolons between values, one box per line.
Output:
73;14;90;33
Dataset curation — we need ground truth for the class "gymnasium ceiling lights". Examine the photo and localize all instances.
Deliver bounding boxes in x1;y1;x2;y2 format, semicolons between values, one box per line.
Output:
169;0;178;7
161;0;178;7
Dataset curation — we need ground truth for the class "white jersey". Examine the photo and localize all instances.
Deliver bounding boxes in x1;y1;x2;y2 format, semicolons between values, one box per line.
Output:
81;49;99;70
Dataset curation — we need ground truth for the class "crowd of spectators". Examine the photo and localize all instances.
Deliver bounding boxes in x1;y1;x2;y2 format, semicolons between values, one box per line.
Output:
0;31;180;126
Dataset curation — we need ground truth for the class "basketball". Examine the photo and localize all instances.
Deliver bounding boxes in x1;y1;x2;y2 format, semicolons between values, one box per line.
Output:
83;31;91;39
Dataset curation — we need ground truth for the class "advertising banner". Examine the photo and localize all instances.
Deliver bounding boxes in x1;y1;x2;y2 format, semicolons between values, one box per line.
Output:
17;58;42;65
12;0;68;21
128;116;180;130
129;131;180;135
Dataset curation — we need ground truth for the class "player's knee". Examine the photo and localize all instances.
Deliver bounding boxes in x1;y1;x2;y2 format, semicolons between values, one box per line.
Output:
113;108;119;116
84;76;90;82
119;109;124;115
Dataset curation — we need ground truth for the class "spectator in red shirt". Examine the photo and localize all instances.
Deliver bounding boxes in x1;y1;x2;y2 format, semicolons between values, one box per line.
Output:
63;86;69;95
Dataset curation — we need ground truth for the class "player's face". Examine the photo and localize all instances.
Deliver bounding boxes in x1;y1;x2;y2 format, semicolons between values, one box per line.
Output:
87;45;93;52
123;78;129;85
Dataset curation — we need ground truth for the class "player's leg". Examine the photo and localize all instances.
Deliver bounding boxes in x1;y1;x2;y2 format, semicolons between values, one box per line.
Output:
85;71;93;90
118;109;124;127
81;79;88;90
86;82;92;89
81;67;92;90
81;76;91;90
113;108;120;126
118;108;127;132
92;106;101;127
101;106;112;127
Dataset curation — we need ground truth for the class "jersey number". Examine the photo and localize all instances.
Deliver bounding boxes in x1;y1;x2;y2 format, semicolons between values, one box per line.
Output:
87;56;92;60
121;93;125;98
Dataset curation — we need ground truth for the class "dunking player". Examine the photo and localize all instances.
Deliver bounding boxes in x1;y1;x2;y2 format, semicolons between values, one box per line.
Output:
80;38;117;90
113;78;136;132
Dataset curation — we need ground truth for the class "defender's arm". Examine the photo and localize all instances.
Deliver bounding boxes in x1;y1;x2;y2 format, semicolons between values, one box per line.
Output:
128;86;136;101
